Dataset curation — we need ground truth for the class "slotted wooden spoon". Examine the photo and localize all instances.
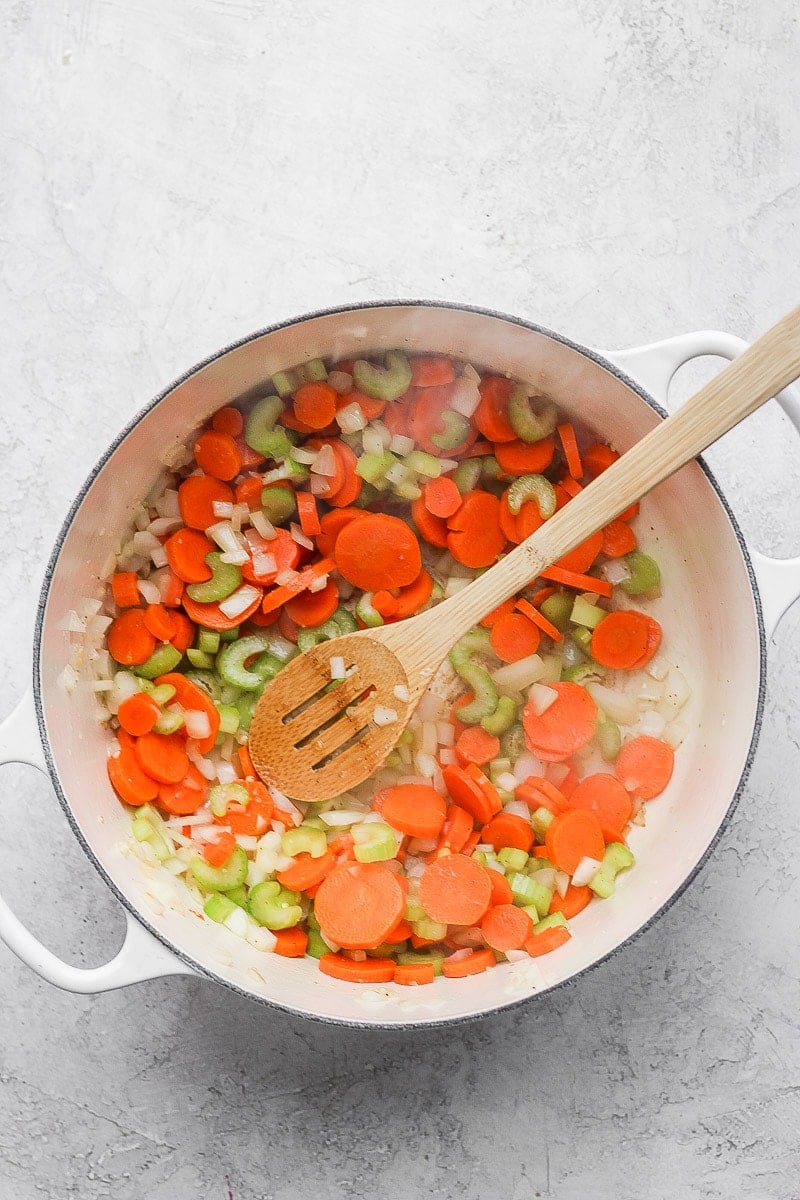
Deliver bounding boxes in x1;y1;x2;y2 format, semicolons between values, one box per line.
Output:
249;305;800;801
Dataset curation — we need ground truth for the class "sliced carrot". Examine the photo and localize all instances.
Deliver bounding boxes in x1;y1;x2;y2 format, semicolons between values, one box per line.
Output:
107;610;157;666
481;903;533;952
316;507;365;557
382;392;415;439
539;561;611;596
277;608;299;643
134;731;189;785
437;805;474;853
545;809;605;874
446;491;506;568
410;356;456;388
394;962;436;986
515;776;569;814
568;773;632;837
165;528;215;584
498;490;545;545
273;928;309;958
549;884;592;919
117;692;161;736
178;475;234;531
225;799;273;837
111;571;141;609
314;862;405;949
285;578;339;628
143;603;176;642
296;492;321;538
162;569;185;608
454;727;500;767
373;568;433;620
418;854;493;925
277;849;336;894
479;598;516;629
583;442;618;477
557;422;583;479
324;440;363;508
154;672;220;753
194;431;243;481
474;376;517;443
442;764;502;825
515;597;563;643
522;681;598;762
559;474;583;498
241;527;302;586
378;784;447;840
487;869;514;906
480;813;534;853
490;612;541;662
337;387;386;422
601;519;637;559
107;745;159;805
424;476;462;519
154;764;207;817
524;925;572;956
552;529;605;575
234;433;266;470
238;745;256;778
319;954;396;983
383;918;413;945
293;382;338;430
441;948;496;978
411;495;449;547
334;514;421;591
410;383;476;456
494;437;556;475
235;475;267;510
615;735;675;799
203;830;237;866
529;586;556;608
590;610;662;670
168;610;195;654
260;558;336;614
182;589;261;631
211;406;244;437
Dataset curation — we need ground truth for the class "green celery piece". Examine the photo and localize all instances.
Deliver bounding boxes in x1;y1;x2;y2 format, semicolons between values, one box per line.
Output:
620;551;661;596
248;881;302;930
132;643;182;679
245;395;284;454
189;846;248;892
507;387;558;443
260;485;297;525
507;473;557;517
186;553;242;604
353;350;412;402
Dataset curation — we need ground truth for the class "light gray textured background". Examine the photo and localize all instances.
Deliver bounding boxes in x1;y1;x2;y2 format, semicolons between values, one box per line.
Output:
1;2;799;1197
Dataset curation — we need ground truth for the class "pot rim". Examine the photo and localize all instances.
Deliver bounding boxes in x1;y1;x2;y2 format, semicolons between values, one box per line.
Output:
31;298;767;1028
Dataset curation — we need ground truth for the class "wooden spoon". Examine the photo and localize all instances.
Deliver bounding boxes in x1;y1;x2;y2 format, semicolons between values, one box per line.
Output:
249;305;800;801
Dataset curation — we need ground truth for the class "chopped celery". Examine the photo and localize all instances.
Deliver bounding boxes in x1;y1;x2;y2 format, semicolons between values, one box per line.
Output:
260;485;297;525
204;893;237;924
499;723;526;760
498;847;529;872
539;592;573;633
209;781;249;817
216;703;240;736
183;669;222;700
519;903;540;926
186;647;215;670
488;757;512;783
248;881;302;929
509;872;552;916
216;636;280;691
226;884;249;910
532;912;568;934
235;691;258;732
281;825;328;859
306;929;328;959
430;410;470;451
218;625;240;643
154;707;185;735
301;815;327;831
397;951;446;976
562;659;602;684
507;474;557;517
355;450;397;484
299;357;328;383
189;846;248;892
449;628;499;725
149;683;176;706
258;429;294;461
530;806;555;841
352;821;397;863
404;450;441;477
353;350;412;402
133;643;182;679
355;592;384;627
507;387;558;443
197;628;221;655
452;459;482;493
480;456;502;482
245;395;284;454
589;842;635;898
571;627;594;654
570;595;606;629
411;917;448;942
271;368;301;397
354;481;380;508
596;713;621;761
620;551;661;596
403;896;427;923
481;695;518;735
297;607;357;653
186;552;242;604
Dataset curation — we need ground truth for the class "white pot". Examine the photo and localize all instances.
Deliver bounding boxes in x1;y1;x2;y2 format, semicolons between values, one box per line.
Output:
3;304;799;1027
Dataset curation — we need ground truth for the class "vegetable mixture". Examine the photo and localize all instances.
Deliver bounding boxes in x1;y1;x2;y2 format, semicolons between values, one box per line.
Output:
89;349;688;986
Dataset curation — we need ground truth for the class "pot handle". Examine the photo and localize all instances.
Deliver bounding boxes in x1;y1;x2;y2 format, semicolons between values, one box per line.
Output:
0;689;193;992
608;330;800;638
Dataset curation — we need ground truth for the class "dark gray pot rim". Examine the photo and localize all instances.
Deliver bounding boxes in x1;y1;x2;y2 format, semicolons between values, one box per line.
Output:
32;299;766;1029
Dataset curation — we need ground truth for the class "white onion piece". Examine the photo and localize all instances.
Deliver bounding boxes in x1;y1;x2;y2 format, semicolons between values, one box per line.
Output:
275;570;300;587
554;871;570;898
362;426;387;455
133;530;160;554
374;706;399;727
184;710;211;740
328;370;353;394
290;446;319;465
492;654;545;694
420;720;438;757
137;578;162;605
59;610;86;633
222;906;251;938
646;653;670;681
448;376;481;418
329;656;346;680
572;855;603;887
307;573;328;593
311;444;337;476
249;510;276;540
389;433;414;457
663;718;688;749
585;682;639;726
512;752;545;783
336;402;367;434
310;474;331;496
57;665;79;694
147;516;183;537
155;489;180;518
212;501;235;519
602;559;632;585
207;522;243;556
186;745;217;780
220;548;250;566
436;721;455;747
636;709;667;738
319;809;368;827
218;585;261;618
247;926;278;952
216;761;238;785
414;752;437;777
528;683;559;716
530;867;556;890
290;523;314;550
502;799;531;819
416;692;445;722
495;772;519;793
439;748;457;766
150;544;168;569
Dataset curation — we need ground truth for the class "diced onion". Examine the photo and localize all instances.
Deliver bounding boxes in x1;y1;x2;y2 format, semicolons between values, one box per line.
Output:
362;426;390;455
528;683;559;716
216;761;238;784
311;444;337;476
389;433;415;457
328;371;353;395
448;376;481;418
247;926;278;952
502;799;530;819
290;447;319;465
374;706;399;727
319;809;368;827
147;516;183;537
439;748;457;766
393;683;410;703
222;906;251;937
329;656;346;680
57;665;79;694
218;585;261;618
308;573;328;593
602;559;632;585
420;720;438;757
495;772;519;793
207;521;244;556
491;654;545;693
290;524;314;550
414;751;437;777
554;871;570;898
212;501;235;519
336;402;367;434
512;752;545;783
249;510;276;540
585;682;638;726
137;578;162;605
275;570;300;587
184;710;211;740
572;855;603;887
436;721;455;747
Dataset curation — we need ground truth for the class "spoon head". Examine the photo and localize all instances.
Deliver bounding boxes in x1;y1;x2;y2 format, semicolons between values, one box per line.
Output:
247;632;415;802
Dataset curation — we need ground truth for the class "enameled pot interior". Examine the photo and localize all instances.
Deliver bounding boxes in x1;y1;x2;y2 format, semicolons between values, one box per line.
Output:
36;304;762;1025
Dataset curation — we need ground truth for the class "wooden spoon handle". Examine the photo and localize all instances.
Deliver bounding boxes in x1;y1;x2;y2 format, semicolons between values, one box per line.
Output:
424;304;800;645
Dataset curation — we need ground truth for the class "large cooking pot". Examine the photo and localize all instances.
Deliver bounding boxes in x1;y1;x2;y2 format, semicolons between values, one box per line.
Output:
3;302;800;1027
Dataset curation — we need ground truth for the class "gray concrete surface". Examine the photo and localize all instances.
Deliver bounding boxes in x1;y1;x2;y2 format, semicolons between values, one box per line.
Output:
1;2;799;1197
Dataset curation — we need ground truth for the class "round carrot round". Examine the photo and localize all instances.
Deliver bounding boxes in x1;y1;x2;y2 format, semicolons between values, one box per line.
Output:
442;764;502;825
555;528;604;573
277;849;335;894
168;610;195;654
494;437;555;475
480;812;534;853
411;495;449;548
487;869;514;906
314;862;405;949
117;692;161;736
474;376;517;442
410;356;456;388
438;805;474;853
591;610;662;670
454;726;500;767
178;475;234;531
106;747;158;805
165;528;215;584
134;731;189;785
418;854;492;926
522;682;598;762
524;925;572;957
107;610;156;666
548;884;592;920
155;672;220;753
325;440;363;508
601;519;637;559
446;491;506;568
568;772;632;837
211;406;244;437
334;513;422;591
319;954;396;983
181;590;263;631
583;442;618;476
489;612;541;662
441;948;496;978
498;490;545;544
194;431;243;481
481;903;533;952
293;382;338;430
424;476;462;519
285;579;340;627
316;508;365;557
395;962;436;986
378;784;447;840
143;603;176;643
545;809;605;875
615;735;675;799
157;763;210;815
273;928;309;958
